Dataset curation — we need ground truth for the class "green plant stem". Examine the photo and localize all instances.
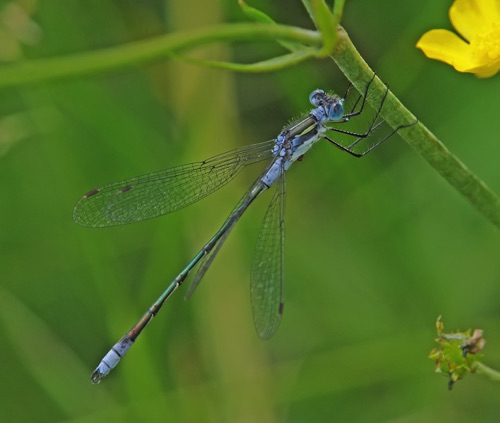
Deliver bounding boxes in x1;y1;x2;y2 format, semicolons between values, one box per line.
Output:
0;23;320;88
476;362;500;382
332;27;500;229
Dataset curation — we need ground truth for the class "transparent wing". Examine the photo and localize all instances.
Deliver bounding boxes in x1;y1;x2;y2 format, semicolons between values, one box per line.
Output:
73;140;275;227
185;179;268;299
250;171;286;340
184;223;233;300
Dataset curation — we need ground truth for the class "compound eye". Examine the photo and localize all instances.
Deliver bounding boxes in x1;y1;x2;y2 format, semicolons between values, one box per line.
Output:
309;89;325;106
328;101;344;120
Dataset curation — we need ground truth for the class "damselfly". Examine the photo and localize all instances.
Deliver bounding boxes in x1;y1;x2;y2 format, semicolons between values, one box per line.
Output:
74;75;414;383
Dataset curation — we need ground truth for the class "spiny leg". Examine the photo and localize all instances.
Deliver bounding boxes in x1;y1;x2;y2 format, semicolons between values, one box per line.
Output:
326;81;389;140
323;78;418;158
342;73;377;121
324;116;417;158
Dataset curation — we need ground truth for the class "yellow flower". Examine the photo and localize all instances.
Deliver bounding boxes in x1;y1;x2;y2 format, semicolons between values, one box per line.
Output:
416;0;500;78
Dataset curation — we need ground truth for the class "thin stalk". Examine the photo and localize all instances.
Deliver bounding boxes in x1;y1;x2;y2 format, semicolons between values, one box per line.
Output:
0;23;320;88
476;362;500;382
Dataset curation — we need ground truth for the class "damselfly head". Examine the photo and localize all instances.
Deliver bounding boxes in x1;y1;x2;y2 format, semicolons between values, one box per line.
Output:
309;89;326;107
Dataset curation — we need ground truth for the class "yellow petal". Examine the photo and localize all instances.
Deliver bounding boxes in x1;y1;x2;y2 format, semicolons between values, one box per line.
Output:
416;29;478;70
475;68;500;77
463;58;500;77
450;0;500;41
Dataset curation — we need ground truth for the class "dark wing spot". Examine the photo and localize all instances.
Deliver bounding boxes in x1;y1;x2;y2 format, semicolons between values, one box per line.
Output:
119;185;134;194
83;188;100;198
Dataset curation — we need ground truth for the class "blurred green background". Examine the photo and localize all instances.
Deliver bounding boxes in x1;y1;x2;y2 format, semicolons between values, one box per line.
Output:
1;0;499;422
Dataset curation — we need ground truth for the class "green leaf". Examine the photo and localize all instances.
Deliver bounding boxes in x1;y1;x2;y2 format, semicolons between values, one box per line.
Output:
309;0;338;57
239;0;304;52
238;0;275;24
